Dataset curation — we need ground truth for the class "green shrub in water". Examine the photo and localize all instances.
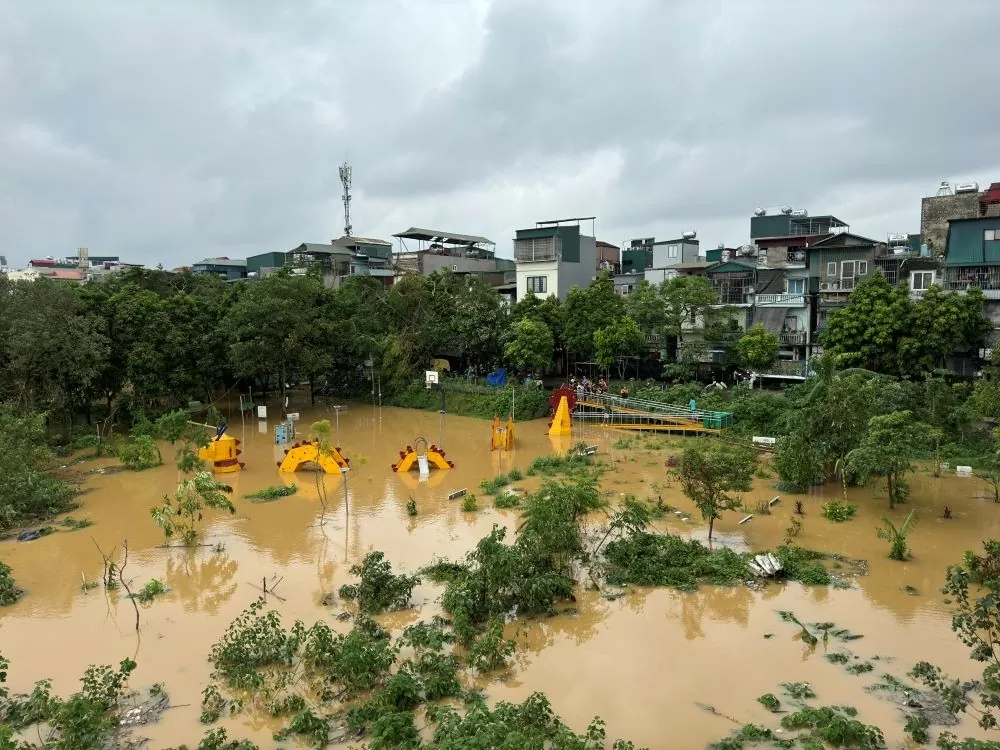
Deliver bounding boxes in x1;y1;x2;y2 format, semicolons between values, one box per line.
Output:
0;562;24;606
461;494;478;512
244;484;297;502
116;434;163;471
338;551;420;614
134;578;167;604
822;501;858;523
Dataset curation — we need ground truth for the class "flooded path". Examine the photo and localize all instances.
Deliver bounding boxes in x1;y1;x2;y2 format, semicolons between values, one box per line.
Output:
1;397;998;747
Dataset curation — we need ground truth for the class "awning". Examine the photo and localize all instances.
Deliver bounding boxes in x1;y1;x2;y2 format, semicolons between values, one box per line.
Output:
753;307;789;333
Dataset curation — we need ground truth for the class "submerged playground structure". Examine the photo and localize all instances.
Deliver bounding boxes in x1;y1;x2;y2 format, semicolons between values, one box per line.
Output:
278;441;351;473
392;437;454;475
547;386;732;437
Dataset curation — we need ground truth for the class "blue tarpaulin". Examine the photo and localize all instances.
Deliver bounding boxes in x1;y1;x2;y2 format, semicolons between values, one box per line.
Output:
486;368;507;387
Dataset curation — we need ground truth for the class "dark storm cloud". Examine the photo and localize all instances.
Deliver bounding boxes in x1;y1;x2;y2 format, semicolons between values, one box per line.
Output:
2;0;999;267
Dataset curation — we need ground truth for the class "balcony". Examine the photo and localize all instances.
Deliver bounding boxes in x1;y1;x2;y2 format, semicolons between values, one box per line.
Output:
514;237;561;263
945;266;1000;299
755;293;806;306
777;331;806;345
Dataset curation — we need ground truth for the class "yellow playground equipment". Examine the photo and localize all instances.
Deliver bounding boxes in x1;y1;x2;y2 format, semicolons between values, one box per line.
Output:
490;414;515;451
193;422;244;473
278;440;351;474
392;437;454;473
198;432;244;473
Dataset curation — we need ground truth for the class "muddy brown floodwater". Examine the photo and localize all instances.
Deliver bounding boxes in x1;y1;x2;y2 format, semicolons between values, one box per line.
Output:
2;398;999;748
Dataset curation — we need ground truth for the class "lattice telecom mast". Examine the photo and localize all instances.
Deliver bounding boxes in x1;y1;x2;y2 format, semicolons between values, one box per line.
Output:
339;161;353;237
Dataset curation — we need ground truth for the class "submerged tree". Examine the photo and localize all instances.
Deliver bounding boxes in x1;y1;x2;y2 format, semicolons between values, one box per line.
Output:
844;410;934;509
672;441;756;541
151;471;235;546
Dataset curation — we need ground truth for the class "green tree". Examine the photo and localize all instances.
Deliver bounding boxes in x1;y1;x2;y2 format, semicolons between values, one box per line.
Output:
562;276;624;359
504;319;555;375
659;275;719;340
737;324;779;372
3;279;110;430
454;278;509;371
624;280;666;336
821;271;910;374
844;410;934;509
0;407;77;530
912;541;1000;744
672;442;756;541
594;316;645;379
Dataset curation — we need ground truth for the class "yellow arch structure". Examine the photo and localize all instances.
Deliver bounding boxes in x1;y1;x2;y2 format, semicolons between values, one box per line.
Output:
392;443;454;472
278;441;350;474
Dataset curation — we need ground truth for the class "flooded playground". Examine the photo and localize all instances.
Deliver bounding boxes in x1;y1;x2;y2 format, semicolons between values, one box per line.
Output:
1;398;998;748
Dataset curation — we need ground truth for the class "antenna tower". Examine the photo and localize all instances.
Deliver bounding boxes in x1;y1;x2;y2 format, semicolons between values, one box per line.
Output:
339;161;353;237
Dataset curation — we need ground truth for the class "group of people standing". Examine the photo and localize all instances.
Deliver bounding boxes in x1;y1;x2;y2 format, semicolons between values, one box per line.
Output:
566;375;629;400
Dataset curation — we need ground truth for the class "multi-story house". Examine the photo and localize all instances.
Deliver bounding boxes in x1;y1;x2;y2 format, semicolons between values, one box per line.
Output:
247;235;395;288
192;257;248;281
513;218;598;301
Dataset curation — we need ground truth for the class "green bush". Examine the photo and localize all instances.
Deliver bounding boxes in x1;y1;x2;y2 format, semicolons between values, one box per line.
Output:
338;552;420;614
244;484;297;502
0;562;24;606
116;434;163;471
822;501;858;523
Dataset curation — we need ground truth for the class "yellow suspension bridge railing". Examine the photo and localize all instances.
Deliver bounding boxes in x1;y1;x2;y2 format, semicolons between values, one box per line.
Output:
573;391;733;434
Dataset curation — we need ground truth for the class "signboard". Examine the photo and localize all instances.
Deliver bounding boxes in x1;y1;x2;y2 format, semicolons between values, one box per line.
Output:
287;412;300;422
752;436;777;446
425;370;439;385
274;423;289;445
257;405;267;419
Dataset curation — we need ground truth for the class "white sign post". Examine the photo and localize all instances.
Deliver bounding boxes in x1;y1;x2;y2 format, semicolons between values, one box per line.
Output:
257;405;267;419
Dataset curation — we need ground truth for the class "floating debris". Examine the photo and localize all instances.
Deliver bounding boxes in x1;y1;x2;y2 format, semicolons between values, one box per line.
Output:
748;553;784;578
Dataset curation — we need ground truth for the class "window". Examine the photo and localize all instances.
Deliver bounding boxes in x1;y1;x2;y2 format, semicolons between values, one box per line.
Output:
986;230;998;241
668;244;679;259
526;275;547;294
783;316;798;331
826;262;837;277
912;270;935;291
841;260;856;278
787;278;805;295
858;260;869;276
452;264;459;271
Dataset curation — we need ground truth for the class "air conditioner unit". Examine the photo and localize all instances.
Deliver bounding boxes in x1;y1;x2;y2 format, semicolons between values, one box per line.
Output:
820;282;841;292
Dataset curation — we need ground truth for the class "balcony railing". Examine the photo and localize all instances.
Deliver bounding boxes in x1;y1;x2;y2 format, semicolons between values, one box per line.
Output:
945;266;1000;298
777;331;805;345
514;237;561;263
755;360;813;378
755;293;806;306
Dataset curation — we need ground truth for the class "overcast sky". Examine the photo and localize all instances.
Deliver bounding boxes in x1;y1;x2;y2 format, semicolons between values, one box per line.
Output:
3;0;1000;269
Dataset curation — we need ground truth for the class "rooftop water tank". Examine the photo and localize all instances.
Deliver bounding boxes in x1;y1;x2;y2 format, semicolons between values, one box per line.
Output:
682;230;697;240
791;209;809;217
936;181;954;197
753;207;766;217
780;206;793;215
887;233;909;245
956;182;980;193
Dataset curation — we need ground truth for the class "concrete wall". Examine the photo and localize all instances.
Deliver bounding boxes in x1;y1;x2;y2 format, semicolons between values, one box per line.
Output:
420;253;512;275
559;235;597;296
516;259;559;299
921;192;980;257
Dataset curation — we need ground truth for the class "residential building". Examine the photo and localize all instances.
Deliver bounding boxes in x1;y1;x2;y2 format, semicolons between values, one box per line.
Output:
620;237;653;275
921;181;993;258
513;218;598;301
192;257;247;281
596;241;620;273
943;214;1000;341
0;255;7;275
246;235;395;288
392;227;511;277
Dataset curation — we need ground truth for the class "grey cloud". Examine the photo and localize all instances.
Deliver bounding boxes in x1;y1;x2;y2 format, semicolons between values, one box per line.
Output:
2;0;999;267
